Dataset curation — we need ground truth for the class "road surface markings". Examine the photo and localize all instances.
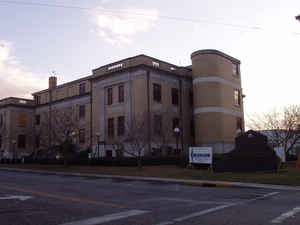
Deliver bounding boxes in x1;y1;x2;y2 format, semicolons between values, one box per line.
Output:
0;185;126;209
0;195;32;201
58;210;149;225
142;197;231;205
271;207;300;223
154;192;280;225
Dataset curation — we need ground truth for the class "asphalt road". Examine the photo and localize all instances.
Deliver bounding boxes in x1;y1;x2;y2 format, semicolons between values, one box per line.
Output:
0;170;300;225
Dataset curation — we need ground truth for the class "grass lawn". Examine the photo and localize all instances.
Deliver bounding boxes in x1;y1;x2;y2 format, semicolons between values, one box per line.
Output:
1;162;300;186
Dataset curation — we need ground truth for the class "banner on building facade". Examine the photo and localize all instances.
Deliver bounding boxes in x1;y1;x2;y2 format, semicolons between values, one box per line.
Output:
189;147;213;164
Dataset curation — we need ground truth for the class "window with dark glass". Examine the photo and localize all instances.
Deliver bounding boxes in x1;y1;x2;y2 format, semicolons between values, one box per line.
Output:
189;91;193;106
35;135;40;148
234;90;241;106
154;115;162;135
172;118;180;130
232;63;239;76
153;83;161;102
107;87;113;105
191;120;195;137
118;116;125;136
171;88;179;105
79;105;85;119
79;129;85;143
35;115;40;125
108;118;114;137
35;95;41;105
119;85;124;103
18;135;26;148
79;83;86;95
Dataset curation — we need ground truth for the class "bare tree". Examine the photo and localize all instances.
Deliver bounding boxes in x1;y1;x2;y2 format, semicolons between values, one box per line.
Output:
151;108;175;156
38;107;81;165
122;112;149;168
248;105;300;156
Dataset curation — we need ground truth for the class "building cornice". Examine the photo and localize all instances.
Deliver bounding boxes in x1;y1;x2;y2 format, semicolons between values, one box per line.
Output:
35;92;91;107
191;49;241;64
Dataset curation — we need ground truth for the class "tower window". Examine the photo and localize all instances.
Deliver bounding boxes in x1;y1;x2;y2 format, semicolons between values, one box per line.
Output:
232;63;239;76
234;90;241;106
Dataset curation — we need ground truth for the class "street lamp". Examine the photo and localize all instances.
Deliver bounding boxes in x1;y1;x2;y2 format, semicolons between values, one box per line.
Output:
96;132;100;158
174;127;180;155
11;139;16;162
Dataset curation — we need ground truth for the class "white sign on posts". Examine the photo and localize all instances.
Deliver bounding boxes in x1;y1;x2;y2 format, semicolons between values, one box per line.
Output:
189;147;213;164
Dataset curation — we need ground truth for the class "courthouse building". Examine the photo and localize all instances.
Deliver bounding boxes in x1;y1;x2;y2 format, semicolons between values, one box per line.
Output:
0;49;244;159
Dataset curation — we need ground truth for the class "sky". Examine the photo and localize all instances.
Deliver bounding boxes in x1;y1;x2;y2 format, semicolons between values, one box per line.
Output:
1;0;300;124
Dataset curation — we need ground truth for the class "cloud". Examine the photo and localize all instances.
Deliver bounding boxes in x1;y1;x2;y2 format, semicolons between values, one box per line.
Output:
93;8;159;45
0;40;47;99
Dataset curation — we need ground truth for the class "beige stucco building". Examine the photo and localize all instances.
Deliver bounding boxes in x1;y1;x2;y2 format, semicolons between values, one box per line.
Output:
0;49;244;159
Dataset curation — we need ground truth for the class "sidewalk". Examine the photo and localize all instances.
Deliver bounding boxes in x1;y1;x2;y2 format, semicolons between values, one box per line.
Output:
1;166;300;191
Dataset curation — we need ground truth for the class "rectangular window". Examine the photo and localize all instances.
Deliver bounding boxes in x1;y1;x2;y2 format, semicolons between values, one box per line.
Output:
119;85;124;103
117;116;125;136
154;115;162;135
234;90;241;106
35;135;40;148
79;129;85;144
172;118;180;130
232;63;239;76
35;115;40;125
108;118;114;137
189;91;193;106
107;87;113;105
79;83;86;95
18;135;26;148
79;105;85;119
191;120;195;137
18;115;27;128
35;95;41;105
153;83;161;102
172;88;179;105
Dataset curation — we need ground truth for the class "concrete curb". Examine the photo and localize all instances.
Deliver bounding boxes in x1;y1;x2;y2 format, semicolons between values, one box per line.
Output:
1;167;300;191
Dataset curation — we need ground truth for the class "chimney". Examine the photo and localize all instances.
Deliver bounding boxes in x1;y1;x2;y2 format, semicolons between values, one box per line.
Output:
49;76;57;89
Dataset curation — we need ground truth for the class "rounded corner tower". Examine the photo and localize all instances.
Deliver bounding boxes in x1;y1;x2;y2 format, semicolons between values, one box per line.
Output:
190;49;244;153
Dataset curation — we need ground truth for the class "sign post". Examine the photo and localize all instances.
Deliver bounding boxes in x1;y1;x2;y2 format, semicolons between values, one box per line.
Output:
189;147;213;171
